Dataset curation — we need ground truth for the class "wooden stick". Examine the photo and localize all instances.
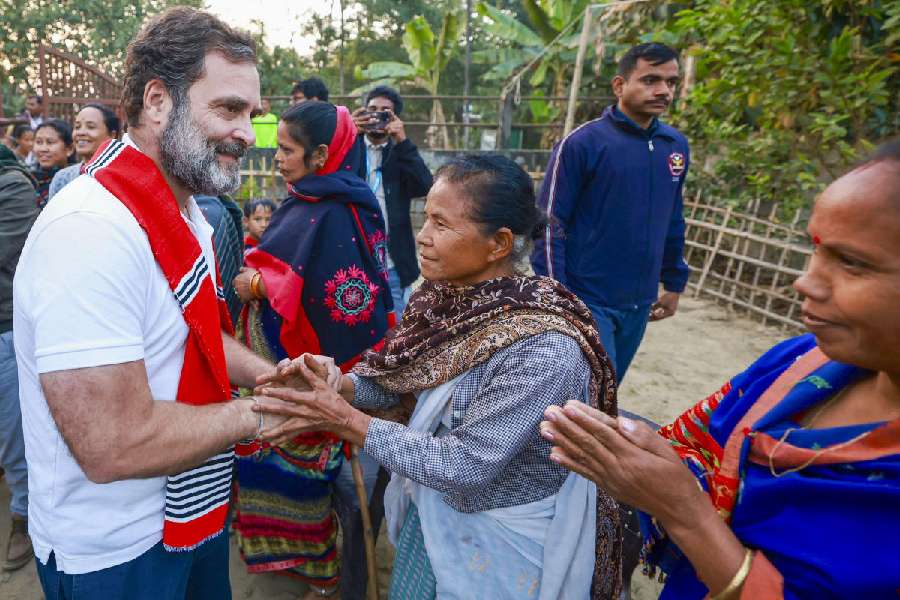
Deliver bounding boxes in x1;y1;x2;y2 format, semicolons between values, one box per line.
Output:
350;446;379;600
564;6;594;136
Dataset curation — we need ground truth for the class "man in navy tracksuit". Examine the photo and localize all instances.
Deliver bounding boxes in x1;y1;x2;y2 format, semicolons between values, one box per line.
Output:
532;43;690;381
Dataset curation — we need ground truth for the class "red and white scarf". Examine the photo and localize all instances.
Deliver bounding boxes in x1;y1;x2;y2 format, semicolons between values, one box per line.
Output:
86;139;234;551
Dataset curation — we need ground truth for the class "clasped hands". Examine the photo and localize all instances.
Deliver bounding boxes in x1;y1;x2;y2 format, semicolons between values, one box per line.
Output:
249;353;362;446
540;401;707;529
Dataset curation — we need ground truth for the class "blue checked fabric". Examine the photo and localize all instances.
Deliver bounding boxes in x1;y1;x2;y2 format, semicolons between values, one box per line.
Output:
352;331;590;513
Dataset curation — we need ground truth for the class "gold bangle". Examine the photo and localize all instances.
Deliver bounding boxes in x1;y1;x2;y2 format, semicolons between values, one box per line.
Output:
710;549;754;600
249;271;262;299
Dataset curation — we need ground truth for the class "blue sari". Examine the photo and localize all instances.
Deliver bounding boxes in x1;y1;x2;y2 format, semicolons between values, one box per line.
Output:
642;334;900;599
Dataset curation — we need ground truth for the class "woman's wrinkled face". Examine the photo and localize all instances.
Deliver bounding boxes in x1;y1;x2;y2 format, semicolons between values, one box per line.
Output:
33;126;71;169
73;107;113;160
14;130;34;157
416;177;511;287
793;162;900;372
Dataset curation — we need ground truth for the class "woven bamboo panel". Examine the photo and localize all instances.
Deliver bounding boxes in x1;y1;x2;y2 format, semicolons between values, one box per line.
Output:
683;194;811;331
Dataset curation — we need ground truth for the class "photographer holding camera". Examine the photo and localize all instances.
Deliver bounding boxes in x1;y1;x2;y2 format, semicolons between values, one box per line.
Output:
351;85;433;318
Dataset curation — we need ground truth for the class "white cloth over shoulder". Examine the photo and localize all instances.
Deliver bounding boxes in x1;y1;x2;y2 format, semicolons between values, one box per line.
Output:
384;374;597;600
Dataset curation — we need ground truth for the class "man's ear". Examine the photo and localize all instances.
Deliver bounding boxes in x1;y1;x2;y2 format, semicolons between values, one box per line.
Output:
142;79;173;128
611;74;626;99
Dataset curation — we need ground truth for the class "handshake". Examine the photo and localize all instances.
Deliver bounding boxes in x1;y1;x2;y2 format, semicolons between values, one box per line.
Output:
248;354;359;446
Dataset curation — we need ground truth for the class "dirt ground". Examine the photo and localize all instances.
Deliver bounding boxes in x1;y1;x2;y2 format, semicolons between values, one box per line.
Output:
0;295;786;600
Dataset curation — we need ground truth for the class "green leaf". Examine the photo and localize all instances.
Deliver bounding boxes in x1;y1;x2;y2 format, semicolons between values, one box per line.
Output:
471;47;534;65
403;15;436;73
481;59;526;81
436;11;460;72
530;57;550;86
522;0;558;44
349;78;397;97
476;2;544;47
360;61;419;80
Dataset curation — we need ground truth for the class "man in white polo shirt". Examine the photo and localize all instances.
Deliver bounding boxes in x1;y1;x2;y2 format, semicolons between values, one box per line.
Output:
13;8;291;598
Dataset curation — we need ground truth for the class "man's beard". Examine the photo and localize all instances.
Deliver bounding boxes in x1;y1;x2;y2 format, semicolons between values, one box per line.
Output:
159;97;246;196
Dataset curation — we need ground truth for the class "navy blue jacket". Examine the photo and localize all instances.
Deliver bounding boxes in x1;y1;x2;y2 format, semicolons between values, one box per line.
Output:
347;135;433;288
531;105;690;308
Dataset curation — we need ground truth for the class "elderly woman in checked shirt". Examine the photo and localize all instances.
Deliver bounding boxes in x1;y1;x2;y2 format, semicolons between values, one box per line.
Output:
253;154;623;600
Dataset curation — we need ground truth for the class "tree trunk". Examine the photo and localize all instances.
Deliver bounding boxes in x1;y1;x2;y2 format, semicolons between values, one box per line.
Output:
541;66;568;148
428;99;452;150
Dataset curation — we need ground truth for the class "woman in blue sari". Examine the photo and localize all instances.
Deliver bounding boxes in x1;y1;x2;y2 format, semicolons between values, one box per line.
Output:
540;140;900;599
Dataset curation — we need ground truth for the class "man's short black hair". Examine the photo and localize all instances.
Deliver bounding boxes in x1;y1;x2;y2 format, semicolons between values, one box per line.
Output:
365;85;404;116
292;77;329;102
617;43;679;79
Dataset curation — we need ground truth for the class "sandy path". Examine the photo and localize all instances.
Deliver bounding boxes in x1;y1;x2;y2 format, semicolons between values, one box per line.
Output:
0;296;787;600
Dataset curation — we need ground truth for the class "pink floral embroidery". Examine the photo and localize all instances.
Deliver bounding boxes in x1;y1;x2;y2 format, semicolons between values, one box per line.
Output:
324;265;379;326
368;230;389;280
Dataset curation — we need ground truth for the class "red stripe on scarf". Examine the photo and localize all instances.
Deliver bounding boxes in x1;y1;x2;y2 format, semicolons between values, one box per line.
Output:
86;139;231;549
316;106;357;176
244;248;322;358
161;503;230;549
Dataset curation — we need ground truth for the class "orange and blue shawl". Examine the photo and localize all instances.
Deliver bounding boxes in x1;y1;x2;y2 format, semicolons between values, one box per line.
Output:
643;334;900;599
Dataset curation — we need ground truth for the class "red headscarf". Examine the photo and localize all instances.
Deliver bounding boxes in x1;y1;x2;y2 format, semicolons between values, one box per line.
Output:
317;105;357;176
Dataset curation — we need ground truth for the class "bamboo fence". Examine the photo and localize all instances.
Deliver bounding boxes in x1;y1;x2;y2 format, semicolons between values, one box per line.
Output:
683;193;811;332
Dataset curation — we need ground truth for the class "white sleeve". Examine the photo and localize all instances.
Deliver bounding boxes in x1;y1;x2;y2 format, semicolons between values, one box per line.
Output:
22;212;149;373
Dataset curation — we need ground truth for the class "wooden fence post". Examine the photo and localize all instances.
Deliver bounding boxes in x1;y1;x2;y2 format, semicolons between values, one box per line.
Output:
497;93;515;150
694;206;732;297
564;6;594;137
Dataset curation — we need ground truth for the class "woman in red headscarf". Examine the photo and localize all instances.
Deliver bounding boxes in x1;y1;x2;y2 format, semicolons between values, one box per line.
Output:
232;101;393;597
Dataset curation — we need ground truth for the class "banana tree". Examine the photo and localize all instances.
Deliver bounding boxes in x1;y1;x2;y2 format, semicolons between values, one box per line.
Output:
474;0;591;144
357;13;460;149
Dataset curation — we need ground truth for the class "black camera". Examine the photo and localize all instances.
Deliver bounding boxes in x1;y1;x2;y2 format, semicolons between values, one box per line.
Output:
365;110;391;132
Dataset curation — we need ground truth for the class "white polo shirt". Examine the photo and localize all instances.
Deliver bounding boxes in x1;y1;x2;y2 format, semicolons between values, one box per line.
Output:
13;140;217;574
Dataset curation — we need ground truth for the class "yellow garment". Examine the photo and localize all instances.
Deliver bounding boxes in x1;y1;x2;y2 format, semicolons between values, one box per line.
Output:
251;112;278;148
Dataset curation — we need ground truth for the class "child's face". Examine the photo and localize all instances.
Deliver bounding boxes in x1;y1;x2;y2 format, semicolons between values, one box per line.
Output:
244;205;272;240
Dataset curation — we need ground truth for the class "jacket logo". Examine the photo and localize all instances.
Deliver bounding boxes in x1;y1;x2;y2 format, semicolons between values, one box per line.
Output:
668;152;686;177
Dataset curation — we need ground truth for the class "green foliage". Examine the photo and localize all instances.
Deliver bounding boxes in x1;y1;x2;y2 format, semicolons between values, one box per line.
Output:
664;0;899;211
474;0;595;141
357;11;461;147
359;12;459;93
476;2;543;47
0;0;201;115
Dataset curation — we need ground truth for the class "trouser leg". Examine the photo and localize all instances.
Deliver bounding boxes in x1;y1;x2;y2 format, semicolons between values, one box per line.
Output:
611;304;652;382
587;304;619;384
35;541;196;600
0;330;27;517
185;531;232;600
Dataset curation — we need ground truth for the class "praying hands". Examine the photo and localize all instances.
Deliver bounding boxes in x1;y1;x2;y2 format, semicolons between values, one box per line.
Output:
539;401;703;521
541;402;753;598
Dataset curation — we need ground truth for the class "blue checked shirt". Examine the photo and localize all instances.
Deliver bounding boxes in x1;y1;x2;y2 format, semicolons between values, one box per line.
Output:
351;332;590;513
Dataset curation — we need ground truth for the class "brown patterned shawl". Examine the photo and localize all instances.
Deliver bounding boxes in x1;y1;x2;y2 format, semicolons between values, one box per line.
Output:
353;274;623;600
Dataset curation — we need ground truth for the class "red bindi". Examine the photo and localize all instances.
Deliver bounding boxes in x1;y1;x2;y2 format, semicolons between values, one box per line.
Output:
812;235;821;246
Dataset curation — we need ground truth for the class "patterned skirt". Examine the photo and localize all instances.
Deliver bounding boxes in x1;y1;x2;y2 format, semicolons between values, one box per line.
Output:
234;304;345;586
234;437;344;586
388;503;437;600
